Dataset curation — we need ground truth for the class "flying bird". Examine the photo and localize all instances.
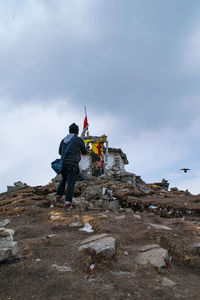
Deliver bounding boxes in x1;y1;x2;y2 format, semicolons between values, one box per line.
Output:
180;168;191;173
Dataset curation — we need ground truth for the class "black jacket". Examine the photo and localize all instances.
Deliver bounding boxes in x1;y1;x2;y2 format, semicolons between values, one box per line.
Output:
58;134;87;165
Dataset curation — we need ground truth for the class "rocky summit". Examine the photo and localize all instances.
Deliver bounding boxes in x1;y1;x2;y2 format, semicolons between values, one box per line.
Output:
0;172;200;299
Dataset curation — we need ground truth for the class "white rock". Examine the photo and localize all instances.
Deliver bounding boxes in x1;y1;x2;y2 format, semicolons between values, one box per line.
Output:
149;205;158;209
0;242;18;261
115;215;125;220
46;234;58;238
52;264;73;272
69;222;82;227
110;271;134;276
133;214;141;219
162;277;176;287
35;258;41;262
148;223;171;230
0;235;14;247
0;219;11;227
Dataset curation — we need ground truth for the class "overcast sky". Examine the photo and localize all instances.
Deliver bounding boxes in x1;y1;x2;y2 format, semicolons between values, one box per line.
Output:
1;0;200;194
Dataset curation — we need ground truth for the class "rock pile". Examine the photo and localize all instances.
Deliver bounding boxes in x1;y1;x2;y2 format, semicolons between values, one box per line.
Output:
7;181;29;193
0;219;18;262
0;170;197;219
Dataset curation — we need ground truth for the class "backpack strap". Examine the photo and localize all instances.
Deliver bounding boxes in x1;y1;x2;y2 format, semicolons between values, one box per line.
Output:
62;135;76;161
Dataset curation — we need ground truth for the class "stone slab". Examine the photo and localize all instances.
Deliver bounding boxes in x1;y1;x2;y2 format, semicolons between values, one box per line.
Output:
148;223;171;230
136;245;168;268
139;244;160;252
79;235;116;258
162;277;176;287
80;233;109;246
52;264;73;272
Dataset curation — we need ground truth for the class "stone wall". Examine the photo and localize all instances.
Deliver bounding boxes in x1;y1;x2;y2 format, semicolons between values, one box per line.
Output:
79;154;92;176
79;147;128;176
106;152;124;171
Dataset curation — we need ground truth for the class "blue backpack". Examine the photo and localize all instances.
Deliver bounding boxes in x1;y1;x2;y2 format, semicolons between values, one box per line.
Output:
51;135;76;174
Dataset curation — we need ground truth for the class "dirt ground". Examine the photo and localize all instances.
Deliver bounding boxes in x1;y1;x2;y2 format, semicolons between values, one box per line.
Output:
1;184;200;300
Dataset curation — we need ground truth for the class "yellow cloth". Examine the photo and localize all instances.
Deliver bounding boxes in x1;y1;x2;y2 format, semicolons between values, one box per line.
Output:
91;142;100;155
83;135;107;157
84;135;107;144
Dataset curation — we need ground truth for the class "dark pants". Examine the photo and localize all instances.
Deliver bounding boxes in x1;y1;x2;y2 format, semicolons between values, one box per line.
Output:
57;163;79;203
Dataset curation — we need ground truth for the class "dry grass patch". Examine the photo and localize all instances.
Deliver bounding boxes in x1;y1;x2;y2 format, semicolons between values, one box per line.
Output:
48;211;106;231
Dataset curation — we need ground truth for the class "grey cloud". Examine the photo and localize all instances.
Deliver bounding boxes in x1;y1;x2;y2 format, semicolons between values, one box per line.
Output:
1;0;200;132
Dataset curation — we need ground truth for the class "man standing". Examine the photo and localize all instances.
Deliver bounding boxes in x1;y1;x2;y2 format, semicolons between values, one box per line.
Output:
56;123;87;209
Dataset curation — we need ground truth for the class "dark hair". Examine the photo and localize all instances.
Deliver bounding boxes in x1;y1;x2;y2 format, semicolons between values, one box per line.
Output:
69;123;79;134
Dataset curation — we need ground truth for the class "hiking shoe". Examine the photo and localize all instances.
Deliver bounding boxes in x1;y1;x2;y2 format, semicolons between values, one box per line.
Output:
64;202;73;210
55;196;64;204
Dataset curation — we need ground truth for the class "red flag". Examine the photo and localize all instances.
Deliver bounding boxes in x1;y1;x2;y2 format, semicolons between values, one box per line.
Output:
97;142;103;157
83;115;88;129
